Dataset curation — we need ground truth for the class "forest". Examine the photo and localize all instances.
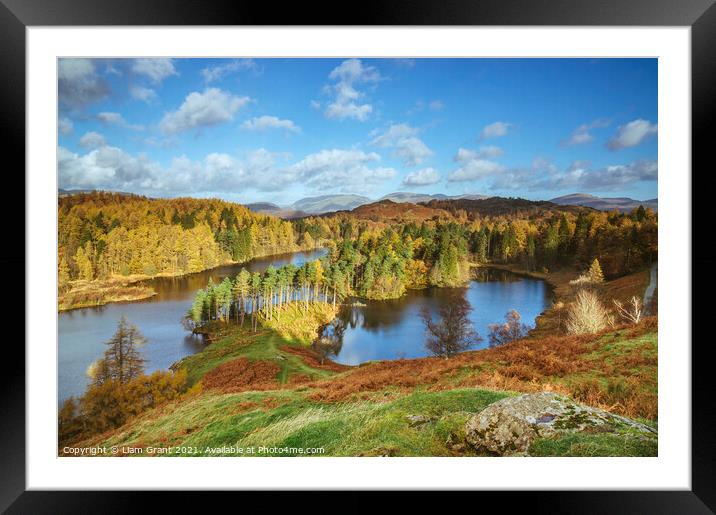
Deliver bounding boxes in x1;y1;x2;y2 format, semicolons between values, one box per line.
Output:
59;193;657;301
57;192;326;288
186;202;658;330
58;192;659;455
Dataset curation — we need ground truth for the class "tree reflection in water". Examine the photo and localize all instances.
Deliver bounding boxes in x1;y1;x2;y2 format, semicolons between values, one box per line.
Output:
313;317;346;364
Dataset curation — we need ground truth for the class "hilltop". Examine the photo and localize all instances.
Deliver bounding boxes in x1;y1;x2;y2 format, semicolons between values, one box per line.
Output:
550;193;658;213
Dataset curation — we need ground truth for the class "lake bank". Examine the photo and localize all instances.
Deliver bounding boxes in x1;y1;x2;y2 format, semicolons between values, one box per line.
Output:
58;248;329;404
69;312;658;457
59;245;327;312
59;278;157;311
319;267;552;365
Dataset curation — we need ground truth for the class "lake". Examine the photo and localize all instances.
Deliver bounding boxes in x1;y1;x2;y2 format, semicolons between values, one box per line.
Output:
321;268;552;365
58;255;551;405
58;248;328;404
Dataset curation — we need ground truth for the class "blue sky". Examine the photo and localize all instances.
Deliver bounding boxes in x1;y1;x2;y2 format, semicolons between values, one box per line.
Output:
58;58;658;204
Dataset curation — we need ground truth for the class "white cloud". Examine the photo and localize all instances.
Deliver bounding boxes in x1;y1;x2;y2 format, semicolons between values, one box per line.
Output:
131;58;177;84
324;59;381;121
201;59;258;83
159;88;250;134
448;159;505;182
429;100;444;111
480;121;511;139
448;146;505;182
58;144;394;196
403;167;440;186
567;130;593;145
371;124;433;166
241;115;300;133
563;118;610;146
58;117;74;136
58;145;162;190
97;112;123;124
456;146;503;161
490;158;657;192
607;119;658;150
580;160;657;188
58;58;109;109
289;149;395;192
79;131;107;149
130;85;157;103
97;112;144;131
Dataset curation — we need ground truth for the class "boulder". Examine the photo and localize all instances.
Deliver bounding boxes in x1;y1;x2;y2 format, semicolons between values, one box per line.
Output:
406;414;436;428
464;391;656;456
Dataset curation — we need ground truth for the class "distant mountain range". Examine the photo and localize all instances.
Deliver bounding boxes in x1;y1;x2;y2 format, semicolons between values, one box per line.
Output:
59;188;139;199
245;192;492;217
549;193;657;213
58;188;657;217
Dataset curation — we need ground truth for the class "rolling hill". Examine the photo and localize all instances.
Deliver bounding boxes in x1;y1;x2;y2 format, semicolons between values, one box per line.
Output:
291;194;372;214
550;193;657;213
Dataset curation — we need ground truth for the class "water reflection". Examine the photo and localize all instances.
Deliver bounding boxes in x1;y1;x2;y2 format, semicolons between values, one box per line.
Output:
58;248;328;404
324;269;551;365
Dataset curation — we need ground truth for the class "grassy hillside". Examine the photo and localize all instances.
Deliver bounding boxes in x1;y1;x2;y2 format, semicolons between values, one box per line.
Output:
76;322;657;456
67;268;657;457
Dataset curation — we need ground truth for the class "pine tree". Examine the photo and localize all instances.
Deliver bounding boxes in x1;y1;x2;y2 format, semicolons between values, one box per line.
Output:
587;258;604;283
190;288;206;325
58;256;71;287
74;244;94;281
234;268;251;325
100;316;146;385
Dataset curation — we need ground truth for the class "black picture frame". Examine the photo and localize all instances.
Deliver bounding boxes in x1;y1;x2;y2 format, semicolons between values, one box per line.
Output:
3;0;714;510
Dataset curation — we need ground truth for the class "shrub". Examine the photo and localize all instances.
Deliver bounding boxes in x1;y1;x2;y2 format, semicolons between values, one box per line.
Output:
569;258;605;288
60;369;188;447
488;310;530;347
613;296;643;325
587;258;604;283
565;289;609;335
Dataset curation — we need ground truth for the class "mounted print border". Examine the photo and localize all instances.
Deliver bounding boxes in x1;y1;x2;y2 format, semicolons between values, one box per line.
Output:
4;0;714;511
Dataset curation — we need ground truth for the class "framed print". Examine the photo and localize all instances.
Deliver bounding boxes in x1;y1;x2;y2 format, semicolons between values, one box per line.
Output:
4;0;715;510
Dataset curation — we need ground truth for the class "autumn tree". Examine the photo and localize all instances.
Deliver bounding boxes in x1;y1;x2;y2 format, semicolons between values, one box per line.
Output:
58;256;71;290
488;310;530;347
419;291;481;358
587;258;605;283
233;268;251;325
94;316;146;385
565;289;610;334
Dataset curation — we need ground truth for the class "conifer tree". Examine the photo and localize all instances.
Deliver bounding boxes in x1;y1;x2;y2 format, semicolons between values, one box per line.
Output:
587;258;604;283
99;316;146;385
58;256;71;288
234;268;251;325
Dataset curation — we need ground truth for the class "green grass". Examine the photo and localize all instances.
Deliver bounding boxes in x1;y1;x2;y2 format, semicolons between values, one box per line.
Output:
90;387;511;457
174;323;337;386
77;311;658;457
263;302;337;344
530;433;657;457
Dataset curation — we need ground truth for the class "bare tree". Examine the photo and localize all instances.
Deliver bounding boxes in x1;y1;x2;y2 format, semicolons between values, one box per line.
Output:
566;289;609;335
613;296;643;325
488;310;530;347
420;291;481;359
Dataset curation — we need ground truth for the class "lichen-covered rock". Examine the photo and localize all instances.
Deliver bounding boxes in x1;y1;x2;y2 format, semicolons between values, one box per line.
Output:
464;392;656;456
406;414;435;427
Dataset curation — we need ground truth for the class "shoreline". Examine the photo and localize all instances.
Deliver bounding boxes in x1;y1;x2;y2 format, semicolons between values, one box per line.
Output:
185;263;570;372
58;245;327;313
